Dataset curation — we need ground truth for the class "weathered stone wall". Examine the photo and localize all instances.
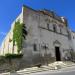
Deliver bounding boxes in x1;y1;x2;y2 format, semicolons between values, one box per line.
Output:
0;6;73;73
0;58;21;73
22;6;71;62
0;55;55;73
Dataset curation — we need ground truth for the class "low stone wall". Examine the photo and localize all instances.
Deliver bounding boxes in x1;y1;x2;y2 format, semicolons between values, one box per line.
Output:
0;54;56;73
19;53;56;69
0;58;21;73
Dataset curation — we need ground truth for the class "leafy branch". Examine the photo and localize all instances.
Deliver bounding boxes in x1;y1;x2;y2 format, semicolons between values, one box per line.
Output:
13;21;27;53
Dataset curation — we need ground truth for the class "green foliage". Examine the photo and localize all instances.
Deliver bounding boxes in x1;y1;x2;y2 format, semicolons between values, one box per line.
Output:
13;21;23;53
5;53;23;59
0;55;5;58
0;56;6;64
13;21;27;53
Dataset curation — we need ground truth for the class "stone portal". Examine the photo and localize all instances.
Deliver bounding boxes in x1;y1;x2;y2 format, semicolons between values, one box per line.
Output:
55;46;61;61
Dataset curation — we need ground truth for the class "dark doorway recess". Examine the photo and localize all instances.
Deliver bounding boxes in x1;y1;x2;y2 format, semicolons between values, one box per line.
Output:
55;46;61;61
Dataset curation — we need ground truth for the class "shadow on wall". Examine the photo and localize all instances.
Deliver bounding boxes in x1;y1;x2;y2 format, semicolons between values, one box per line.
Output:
0;53;55;73
20;53;56;69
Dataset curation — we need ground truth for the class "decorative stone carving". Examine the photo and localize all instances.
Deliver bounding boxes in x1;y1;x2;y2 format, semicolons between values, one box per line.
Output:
53;40;61;46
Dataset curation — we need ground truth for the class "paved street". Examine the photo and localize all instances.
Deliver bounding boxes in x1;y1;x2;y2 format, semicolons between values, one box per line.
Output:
30;70;75;75
30;66;75;75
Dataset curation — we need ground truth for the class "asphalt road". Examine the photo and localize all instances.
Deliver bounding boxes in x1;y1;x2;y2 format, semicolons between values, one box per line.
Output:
31;70;75;75
30;66;75;75
55;71;75;75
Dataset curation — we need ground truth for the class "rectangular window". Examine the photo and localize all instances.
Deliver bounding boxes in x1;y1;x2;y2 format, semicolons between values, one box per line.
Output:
60;26;62;34
59;25;63;34
73;36;75;39
33;43;37;51
53;24;56;32
68;31;71;40
47;23;49;30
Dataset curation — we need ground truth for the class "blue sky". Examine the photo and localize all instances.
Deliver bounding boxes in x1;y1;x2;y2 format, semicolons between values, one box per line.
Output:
0;0;75;46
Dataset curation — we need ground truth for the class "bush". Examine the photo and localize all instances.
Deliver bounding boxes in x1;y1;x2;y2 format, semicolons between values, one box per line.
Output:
5;53;23;59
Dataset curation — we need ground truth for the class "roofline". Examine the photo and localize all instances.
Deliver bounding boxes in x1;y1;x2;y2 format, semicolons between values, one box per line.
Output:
22;5;68;26
23;5;38;12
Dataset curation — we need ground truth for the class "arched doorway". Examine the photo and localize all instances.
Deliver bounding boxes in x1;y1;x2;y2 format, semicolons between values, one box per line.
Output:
53;40;61;61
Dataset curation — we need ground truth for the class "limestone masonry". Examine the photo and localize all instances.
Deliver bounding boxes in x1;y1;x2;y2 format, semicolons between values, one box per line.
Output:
0;5;75;66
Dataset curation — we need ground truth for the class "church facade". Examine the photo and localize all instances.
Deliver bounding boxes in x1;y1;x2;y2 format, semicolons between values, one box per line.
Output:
0;5;74;65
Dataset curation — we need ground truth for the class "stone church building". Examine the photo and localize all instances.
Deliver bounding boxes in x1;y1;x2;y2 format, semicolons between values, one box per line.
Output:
0;5;73;66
